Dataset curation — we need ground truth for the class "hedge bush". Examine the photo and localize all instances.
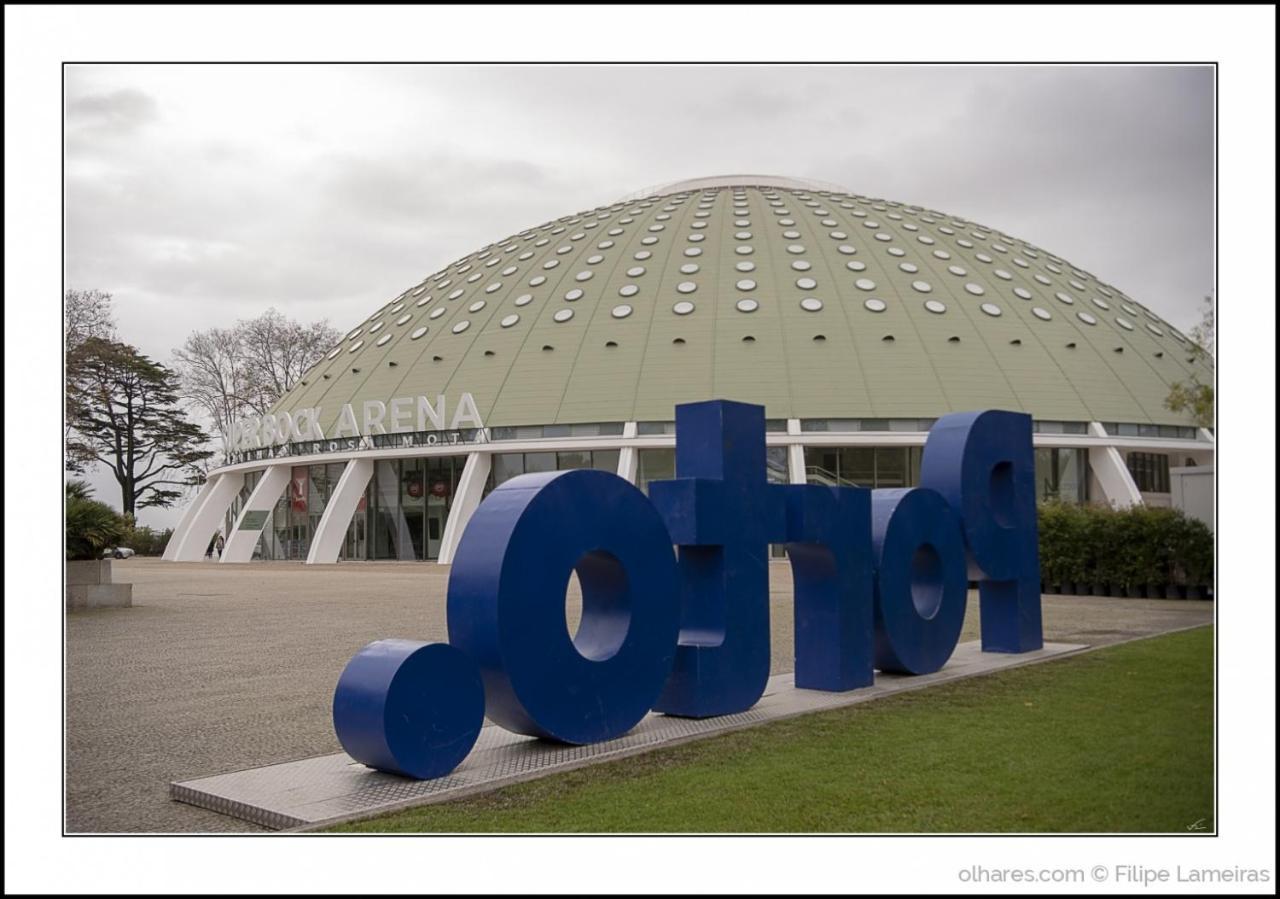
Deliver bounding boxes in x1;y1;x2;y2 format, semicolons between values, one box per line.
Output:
1038;501;1213;593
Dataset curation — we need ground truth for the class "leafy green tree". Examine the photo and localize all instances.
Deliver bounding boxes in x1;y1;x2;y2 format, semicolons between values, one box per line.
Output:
1164;295;1214;429
66;338;214;516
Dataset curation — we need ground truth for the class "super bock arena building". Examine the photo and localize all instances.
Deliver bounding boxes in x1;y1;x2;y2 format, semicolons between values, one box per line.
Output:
162;175;1215;565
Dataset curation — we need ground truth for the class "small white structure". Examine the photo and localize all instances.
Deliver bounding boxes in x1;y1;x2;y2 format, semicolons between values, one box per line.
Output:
1170;463;1214;532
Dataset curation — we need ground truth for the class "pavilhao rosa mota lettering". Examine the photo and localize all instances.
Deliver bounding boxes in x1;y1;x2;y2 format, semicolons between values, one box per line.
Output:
331;398;1042;780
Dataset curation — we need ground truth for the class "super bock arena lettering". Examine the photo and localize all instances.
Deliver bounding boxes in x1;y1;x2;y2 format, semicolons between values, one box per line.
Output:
225;392;484;462
331;399;1043;780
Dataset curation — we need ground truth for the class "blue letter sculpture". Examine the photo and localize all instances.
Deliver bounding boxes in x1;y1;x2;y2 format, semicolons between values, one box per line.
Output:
869;488;968;674
784;484;874;692
446;469;680;743
647;400;787;718
919;411;1043;653
333;639;484;779
331;400;1043;781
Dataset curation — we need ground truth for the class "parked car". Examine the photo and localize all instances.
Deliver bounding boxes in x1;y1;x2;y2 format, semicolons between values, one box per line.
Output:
102;547;136;560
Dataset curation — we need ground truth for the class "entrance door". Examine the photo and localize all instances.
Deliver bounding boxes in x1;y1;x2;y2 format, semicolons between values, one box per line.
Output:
424;456;462;560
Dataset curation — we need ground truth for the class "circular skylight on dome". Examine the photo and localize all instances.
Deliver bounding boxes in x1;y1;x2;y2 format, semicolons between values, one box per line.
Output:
846;260;867;271
451;321;470;334
327;347;341;359
673;301;695;315
468;301;486;313
1032;307;1052;321
736;261;756;272
396;313;412;325
1013;287;1033;300
1076;312;1098;325
1054;292;1075;305
864;298;887;312
792;260;812;271
553;309;574;323
619;284;639;297
736;298;759;313
925;300;947;314
500;314;519;328
680;263;699;274
899;262;919;273
800;298;824;312
575;270;593;282
980;303;1002;317
376;333;392;346
565;289;584;301
429;307;446;319
611;305;633;319
912;280;933;293
1091;297;1111;310
676;281;697;294
410;326;428;340
349;340;364;352
1116;316;1135;330
737;279;757;291
964;283;985;296
855;278;876;291
796;277;817;290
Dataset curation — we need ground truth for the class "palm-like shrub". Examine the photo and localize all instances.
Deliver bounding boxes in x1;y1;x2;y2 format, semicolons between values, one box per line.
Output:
65;481;125;561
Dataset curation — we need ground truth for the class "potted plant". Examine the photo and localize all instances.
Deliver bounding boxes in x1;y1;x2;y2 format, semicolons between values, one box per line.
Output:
1178;516;1214;601
1085;504;1115;597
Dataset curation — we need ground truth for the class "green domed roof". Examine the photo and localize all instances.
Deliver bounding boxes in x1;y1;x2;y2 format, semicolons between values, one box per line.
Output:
274;177;1212;431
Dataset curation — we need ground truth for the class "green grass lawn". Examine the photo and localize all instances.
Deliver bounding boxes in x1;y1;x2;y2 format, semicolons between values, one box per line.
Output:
330;627;1213;834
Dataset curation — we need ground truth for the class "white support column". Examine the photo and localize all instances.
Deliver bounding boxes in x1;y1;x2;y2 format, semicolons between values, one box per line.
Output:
219;465;291;564
163;473;222;560
168;471;246;561
437;451;492;565
306;459;373;565
1087;422;1143;508
615;422;639;484
786;418;807;484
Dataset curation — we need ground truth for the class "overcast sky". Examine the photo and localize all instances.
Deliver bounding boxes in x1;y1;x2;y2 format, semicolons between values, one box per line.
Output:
64;63;1214;526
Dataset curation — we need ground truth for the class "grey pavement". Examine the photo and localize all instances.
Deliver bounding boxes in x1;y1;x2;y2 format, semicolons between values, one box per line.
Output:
66;558;1213;833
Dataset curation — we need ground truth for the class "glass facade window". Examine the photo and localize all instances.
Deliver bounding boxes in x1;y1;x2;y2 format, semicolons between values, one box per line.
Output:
1033;420;1089;435
636;448;675;494
246;456;467;562
486;449;622;494
1101;422;1199;440
800;418;934;433
803;447;924;487
1126;452;1171;493
637;421;676;436
491;422;626;440
1034;448;1089;503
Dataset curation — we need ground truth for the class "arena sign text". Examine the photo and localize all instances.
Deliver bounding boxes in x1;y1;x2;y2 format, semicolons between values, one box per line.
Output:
227;392;483;452
332;399;1043;779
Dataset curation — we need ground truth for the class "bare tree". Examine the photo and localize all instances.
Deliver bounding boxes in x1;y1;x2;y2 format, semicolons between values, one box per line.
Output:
238;309;339;414
171;308;340;443
172;326;251;444
66;288;119;447
65;288;117;350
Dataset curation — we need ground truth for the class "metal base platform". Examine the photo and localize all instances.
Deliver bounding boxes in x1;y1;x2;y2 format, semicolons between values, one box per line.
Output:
171;640;1085;831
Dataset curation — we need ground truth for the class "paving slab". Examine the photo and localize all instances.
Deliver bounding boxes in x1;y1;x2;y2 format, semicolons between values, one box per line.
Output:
172;640;1084;831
